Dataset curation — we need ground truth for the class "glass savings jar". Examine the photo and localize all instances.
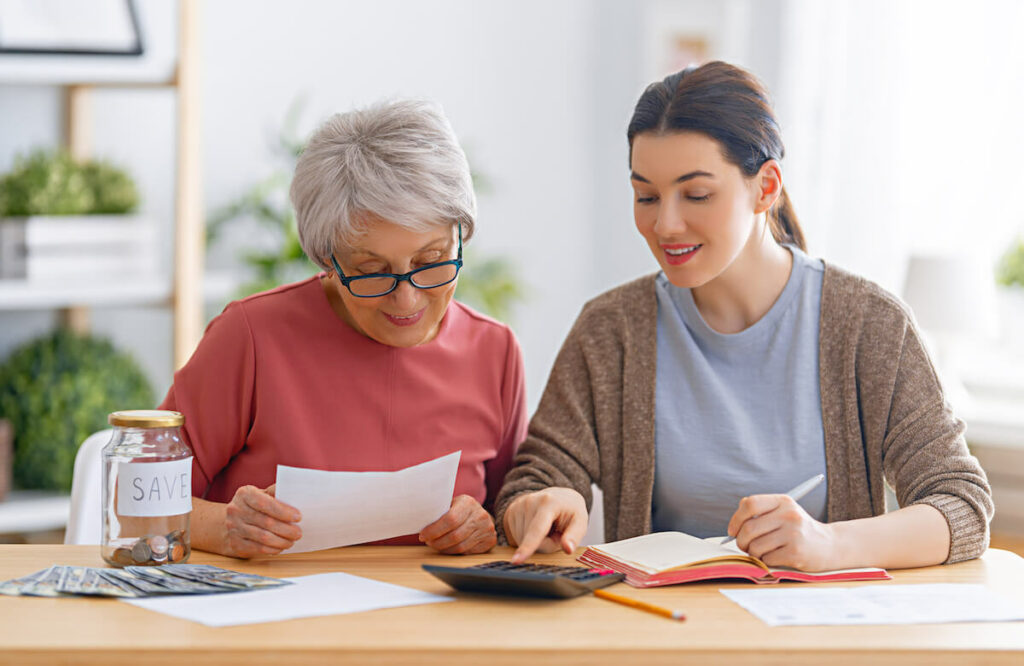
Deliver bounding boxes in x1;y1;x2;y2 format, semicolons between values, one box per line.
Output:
101;410;192;567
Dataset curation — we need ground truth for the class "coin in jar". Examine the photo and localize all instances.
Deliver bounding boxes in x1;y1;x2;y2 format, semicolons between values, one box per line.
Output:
131;539;153;564
112;548;134;567
170;542;186;562
148;534;169;557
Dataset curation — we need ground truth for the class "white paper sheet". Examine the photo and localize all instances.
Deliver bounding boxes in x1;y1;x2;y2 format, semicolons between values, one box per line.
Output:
275;451;460;554
123;572;453;626
722;584;1024;626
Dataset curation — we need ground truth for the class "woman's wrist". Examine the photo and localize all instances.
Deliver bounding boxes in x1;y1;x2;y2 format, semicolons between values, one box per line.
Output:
823;519;860;570
189;496;228;556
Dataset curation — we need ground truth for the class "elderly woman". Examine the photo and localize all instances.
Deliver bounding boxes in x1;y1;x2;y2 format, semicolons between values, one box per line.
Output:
160;100;527;558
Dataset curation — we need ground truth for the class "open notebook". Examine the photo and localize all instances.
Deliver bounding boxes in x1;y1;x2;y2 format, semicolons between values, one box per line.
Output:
578;532;891;588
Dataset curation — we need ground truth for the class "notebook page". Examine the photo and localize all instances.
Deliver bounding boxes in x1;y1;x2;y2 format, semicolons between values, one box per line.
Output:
591;532;760;574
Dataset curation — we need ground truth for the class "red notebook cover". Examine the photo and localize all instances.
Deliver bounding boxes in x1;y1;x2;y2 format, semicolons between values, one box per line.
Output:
578;532;891;588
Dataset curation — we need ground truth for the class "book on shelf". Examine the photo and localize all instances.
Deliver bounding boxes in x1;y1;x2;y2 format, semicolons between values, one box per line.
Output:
578;531;891;588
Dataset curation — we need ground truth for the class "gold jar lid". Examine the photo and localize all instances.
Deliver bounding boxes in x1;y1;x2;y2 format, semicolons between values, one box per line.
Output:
108;410;184;428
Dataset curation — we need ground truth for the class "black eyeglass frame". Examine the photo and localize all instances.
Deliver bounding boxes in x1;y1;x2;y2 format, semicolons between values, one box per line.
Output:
329;223;463;298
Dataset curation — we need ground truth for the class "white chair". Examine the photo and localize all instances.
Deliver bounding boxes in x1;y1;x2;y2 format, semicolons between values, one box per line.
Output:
64;429;112;545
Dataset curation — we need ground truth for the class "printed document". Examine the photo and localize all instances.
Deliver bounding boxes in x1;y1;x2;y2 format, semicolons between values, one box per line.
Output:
722;584;1024;626
275;451;460;554
124;572;453;626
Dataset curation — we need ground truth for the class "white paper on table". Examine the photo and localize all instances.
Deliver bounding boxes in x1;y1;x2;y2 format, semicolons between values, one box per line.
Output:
275;451;460;554
721;584;1024;626
122;572;453;626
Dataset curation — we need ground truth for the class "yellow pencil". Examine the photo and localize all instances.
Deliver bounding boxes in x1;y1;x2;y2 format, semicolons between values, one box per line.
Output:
593;588;686;621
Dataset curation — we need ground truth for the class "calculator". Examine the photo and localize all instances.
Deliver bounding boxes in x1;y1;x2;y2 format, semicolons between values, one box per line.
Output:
422;561;625;598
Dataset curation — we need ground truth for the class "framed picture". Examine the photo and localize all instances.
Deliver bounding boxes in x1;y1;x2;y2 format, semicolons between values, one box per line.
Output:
0;0;142;56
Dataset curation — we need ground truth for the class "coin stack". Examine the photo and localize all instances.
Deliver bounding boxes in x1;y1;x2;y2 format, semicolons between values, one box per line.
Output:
111;530;189;567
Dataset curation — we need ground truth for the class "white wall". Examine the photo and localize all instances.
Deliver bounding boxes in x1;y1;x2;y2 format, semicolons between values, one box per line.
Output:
777;0;1024;296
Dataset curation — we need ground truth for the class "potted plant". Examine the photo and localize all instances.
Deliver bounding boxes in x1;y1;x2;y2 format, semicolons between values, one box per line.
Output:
0;328;153;493
0;150;156;283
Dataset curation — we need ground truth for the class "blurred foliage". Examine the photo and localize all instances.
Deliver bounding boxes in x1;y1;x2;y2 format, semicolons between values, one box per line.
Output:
207;103;526;322
455;251;525;322
206;101;318;296
0;329;153;492
207;170;314;296
996;238;1024;289
0;150;138;217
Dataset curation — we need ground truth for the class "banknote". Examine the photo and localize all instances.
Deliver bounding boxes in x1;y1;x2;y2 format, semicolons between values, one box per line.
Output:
19;565;68;597
123;566;227;594
159;564;292;590
1;564;289;598
100;568;175;596
57;566;138;598
0;567;54;597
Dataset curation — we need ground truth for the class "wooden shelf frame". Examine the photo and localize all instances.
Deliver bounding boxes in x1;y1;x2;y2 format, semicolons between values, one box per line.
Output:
7;0;203;369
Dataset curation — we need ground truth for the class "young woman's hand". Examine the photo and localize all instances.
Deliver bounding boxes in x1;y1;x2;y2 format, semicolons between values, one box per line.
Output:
726;494;838;571
418;495;497;555
503;488;589;563
219;484;303;558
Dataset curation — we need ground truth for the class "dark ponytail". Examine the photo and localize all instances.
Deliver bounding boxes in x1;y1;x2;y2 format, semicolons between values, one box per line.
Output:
627;61;806;251
772;187;804;251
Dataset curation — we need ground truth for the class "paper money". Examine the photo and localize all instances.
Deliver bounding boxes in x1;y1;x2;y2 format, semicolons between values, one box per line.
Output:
57;566;137;598
100;568;174;596
122;566;227;594
0;567;55;597
0;564;289;598
160;564;291;590
19;565;67;597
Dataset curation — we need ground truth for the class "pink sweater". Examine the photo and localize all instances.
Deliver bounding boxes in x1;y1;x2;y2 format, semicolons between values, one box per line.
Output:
160;276;527;543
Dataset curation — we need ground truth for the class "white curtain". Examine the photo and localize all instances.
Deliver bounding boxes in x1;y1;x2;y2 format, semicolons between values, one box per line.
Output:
776;0;1024;293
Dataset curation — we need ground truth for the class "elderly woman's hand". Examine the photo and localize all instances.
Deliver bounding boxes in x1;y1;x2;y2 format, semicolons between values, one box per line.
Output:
418;495;497;555
220;484;303;558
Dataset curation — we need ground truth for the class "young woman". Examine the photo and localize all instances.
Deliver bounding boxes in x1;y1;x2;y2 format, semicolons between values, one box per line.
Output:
495;62;992;572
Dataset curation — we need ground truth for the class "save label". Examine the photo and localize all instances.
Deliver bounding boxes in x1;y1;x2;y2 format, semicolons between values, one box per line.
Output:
116;457;192;517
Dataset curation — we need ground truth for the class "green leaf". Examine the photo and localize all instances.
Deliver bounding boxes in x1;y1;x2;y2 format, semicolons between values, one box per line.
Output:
996;238;1024;288
0;150;137;216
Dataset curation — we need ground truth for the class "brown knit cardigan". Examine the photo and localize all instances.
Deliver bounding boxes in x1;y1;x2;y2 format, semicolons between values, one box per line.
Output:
495;263;993;563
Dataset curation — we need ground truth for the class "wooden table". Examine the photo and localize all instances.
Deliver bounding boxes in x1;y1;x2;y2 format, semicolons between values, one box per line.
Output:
2;545;1023;665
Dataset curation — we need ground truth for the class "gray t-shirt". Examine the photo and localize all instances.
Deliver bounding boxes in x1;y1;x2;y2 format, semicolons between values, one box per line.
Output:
651;247;828;538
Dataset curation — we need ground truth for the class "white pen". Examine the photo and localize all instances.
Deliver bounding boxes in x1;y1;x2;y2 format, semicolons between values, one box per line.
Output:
720;473;826;546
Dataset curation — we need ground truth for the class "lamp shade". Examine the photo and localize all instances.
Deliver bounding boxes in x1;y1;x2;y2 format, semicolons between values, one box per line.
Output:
901;254;998;337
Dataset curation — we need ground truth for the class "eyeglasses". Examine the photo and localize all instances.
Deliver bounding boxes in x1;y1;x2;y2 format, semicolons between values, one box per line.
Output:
329;224;463;298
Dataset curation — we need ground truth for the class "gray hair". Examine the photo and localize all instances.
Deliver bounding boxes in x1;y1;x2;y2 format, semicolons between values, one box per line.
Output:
291;99;476;270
